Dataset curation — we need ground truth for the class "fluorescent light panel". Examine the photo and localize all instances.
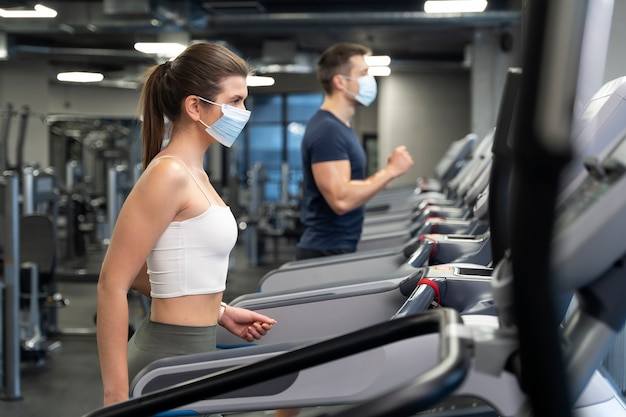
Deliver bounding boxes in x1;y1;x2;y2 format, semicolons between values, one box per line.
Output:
0;4;57;18
0;32;7;60
424;0;488;13
369;67;391;77
57;72;104;83
247;75;275;87
134;42;187;58
365;55;391;67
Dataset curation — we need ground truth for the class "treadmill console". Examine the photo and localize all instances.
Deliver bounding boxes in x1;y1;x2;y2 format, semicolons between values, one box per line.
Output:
551;129;626;290
554;132;626;234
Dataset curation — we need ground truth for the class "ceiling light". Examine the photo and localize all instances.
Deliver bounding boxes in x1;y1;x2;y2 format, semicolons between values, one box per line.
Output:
0;32;7;60
368;67;391;77
424;0;488;13
247;75;275;87
134;42;187;58
57;72;104;83
365;55;391;67
0;4;57;18
255;63;313;74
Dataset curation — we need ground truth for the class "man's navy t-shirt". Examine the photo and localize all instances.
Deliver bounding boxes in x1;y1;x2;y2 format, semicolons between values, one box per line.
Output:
297;110;367;252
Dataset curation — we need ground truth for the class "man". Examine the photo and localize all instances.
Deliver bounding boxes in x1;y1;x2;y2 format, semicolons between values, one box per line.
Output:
296;43;414;260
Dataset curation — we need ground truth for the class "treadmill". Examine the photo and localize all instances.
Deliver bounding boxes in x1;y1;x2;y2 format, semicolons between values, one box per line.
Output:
256;132;496;293
358;131;494;245
362;131;486;228
258;73;626;295
362;132;479;218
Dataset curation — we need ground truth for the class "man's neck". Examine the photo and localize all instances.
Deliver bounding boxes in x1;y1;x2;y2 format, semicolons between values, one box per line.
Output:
320;95;355;127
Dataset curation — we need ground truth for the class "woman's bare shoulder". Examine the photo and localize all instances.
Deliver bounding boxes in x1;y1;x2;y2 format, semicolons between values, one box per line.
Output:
141;156;190;187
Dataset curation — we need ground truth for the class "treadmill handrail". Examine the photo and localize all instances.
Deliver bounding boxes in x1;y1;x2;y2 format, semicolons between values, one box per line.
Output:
82;308;467;417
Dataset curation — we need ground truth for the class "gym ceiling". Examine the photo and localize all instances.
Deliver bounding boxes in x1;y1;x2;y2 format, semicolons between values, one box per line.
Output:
0;0;522;88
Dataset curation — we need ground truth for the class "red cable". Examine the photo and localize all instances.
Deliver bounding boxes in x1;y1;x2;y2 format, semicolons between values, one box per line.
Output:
417;278;441;307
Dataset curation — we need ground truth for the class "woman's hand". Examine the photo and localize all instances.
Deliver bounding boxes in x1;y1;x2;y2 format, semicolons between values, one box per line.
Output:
219;305;277;342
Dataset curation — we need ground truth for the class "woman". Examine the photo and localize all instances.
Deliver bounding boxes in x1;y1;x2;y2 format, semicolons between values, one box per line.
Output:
96;42;276;407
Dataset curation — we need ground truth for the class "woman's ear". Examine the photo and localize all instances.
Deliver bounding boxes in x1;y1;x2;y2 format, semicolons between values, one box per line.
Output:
184;95;202;121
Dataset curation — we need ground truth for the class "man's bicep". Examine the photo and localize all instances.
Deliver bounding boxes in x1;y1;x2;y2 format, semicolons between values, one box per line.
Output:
312;160;351;201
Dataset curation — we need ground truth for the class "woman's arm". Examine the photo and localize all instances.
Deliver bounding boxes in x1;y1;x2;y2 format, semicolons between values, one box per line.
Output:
97;271;134;405
131;265;152;298
96;159;187;406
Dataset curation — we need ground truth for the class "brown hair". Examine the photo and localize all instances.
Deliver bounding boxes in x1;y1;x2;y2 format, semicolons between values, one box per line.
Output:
316;43;371;95
139;42;250;169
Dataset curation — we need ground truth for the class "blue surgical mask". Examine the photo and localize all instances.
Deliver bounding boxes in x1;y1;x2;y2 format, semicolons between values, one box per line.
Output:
343;74;378;106
197;96;251;147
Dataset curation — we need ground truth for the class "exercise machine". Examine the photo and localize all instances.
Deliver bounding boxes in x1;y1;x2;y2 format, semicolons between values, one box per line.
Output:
363;132;479;217
256;71;626;295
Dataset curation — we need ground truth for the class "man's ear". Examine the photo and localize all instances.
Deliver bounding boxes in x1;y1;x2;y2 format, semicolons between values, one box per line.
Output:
184;95;202;121
331;73;347;92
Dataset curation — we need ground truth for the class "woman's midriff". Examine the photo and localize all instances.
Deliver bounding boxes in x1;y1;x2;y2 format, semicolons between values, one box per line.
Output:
149;293;222;326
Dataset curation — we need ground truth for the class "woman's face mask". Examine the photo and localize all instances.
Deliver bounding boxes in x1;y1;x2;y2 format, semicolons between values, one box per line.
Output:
197;96;251;147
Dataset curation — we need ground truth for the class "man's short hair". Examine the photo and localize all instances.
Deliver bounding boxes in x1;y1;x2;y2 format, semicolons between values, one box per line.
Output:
317;43;372;95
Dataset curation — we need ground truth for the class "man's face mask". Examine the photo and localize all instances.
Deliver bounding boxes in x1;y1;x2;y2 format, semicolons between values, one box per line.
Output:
342;74;378;107
197;96;251;147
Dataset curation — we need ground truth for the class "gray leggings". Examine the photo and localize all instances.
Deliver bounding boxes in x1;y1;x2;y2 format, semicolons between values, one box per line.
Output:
127;316;217;386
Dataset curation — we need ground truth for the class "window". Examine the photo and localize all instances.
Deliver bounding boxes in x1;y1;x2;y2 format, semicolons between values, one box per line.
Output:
238;92;322;202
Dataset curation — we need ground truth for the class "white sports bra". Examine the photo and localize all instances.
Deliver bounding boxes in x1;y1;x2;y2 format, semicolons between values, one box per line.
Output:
146;157;237;298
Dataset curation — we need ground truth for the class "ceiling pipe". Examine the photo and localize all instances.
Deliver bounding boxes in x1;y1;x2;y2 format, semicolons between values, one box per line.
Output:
200;11;522;34
0;8;521;35
12;45;150;60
